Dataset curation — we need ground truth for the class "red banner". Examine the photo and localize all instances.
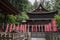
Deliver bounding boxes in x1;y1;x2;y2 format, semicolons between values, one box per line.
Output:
5;24;9;32
9;24;13;32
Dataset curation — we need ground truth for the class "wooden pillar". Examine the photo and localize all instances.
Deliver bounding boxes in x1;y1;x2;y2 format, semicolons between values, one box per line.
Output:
24;24;27;32
38;25;40;32
32;25;34;32
45;24;46;32
36;25;37;32
27;24;29;32
41;25;43;32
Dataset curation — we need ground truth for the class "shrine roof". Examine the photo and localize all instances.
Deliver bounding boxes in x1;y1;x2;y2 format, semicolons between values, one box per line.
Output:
28;4;58;14
28;18;53;20
0;0;19;15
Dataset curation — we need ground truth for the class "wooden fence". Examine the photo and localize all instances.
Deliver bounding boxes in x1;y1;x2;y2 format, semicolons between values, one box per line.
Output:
0;32;60;40
0;32;31;40
45;32;60;40
31;32;60;40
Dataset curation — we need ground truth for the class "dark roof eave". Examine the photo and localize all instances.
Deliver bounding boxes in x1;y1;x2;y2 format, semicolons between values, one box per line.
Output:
0;0;19;15
27;18;53;20
28;10;58;14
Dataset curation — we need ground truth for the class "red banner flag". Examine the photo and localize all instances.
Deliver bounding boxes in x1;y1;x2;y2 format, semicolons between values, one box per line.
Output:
13;24;16;30
45;24;46;32
45;24;50;32
51;19;58;32
5;24;9;32
16;24;19;31
19;24;23;32
24;24;27;32
10;24;12;32
53;27;58;32
33;25;36;32
22;24;25;32
52;19;57;27
49;23;52;31
32;25;34;32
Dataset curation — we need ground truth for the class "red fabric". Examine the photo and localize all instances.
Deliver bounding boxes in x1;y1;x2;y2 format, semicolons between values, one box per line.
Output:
45;25;46;32
22;25;25;32
13;24;16;30
48;23;52;31
19;24;23;32
20;24;25;32
10;24;13;32
33;25;36;32
6;24;9;32
52;19;57;27
53;27;58;32
45;24;50;32
16;24;19;31
51;19;58;32
24;24;27;32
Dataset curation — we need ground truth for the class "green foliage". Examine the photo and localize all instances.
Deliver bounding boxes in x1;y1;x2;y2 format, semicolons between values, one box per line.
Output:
45;1;51;11
16;12;29;24
7;15;16;24
55;15;60;29
18;0;29;12
0;14;5;23
33;0;38;9
16;15;23;24
45;0;59;11
21;12;29;20
0;0;30;24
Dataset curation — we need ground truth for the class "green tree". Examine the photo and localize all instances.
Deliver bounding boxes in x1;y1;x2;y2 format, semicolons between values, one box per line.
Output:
7;14;16;24
45;1;51;11
55;15;60;29
33;0;38;9
17;0;29;12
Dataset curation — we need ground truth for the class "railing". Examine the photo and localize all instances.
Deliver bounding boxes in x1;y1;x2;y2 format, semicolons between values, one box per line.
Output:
31;32;60;40
0;32;60;40
0;33;13;40
45;32;60;40
0;32;31;40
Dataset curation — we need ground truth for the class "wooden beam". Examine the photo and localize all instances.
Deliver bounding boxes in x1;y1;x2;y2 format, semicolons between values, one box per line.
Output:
0;0;19;15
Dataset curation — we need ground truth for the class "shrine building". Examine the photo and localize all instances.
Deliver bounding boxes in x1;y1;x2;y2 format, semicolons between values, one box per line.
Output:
6;3;58;32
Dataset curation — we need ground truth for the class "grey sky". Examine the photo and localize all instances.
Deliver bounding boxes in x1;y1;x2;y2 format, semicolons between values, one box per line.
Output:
28;0;51;5
28;0;41;5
